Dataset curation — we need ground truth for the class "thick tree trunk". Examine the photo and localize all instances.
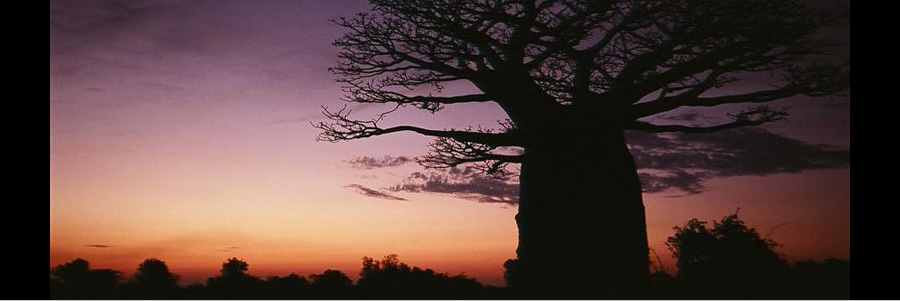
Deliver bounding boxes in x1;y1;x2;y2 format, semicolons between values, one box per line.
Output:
509;124;649;298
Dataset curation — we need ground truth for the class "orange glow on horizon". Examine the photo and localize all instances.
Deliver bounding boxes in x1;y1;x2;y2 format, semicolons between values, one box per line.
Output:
51;168;849;286
50;0;849;288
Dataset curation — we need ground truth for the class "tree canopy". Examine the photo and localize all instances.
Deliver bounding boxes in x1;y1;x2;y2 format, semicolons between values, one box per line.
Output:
315;0;850;173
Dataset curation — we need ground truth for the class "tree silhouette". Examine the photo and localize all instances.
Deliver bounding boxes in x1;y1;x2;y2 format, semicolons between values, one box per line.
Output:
501;258;520;290
666;212;790;298
50;258;121;299
220;257;250;278
47;250;848;299
264;273;310;299
123;258;180;299
205;258;264;299
51;258;90;281
309;269;354;299
356;254;485;299
314;0;849;295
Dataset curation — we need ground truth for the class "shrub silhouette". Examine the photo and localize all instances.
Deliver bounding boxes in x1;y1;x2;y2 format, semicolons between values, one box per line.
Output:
205;258;265;299
49;236;849;299
264;273;310;299
790;258;851;299
501;258;520;290
309;269;354;299
121;258;179;299
666;212;791;298
50;258;121;299
356;254;484;299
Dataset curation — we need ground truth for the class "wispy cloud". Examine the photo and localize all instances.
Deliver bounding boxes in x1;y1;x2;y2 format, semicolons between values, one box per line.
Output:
345;184;407;201
653;110;704;122
85;244;111;248
390;167;519;205
347;156;413;169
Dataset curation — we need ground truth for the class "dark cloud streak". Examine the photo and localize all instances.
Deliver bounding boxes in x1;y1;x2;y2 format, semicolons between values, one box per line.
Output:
390;167;519;205
627;127;850;195
345;184;407;201
347;156;413;169
375;127;849;202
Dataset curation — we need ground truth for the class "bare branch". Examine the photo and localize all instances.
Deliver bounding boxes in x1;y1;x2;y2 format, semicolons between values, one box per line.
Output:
415;118;524;175
628;62;850;119
313;106;524;146
342;84;495;113
418;136;524;176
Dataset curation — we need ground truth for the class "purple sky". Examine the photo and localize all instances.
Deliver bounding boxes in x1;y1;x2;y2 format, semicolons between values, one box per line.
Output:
50;0;850;285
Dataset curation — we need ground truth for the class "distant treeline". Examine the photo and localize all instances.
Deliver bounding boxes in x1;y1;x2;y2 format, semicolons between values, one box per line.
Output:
50;213;850;299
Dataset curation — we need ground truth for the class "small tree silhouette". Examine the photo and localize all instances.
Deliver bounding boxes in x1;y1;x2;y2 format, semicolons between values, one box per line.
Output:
309;269;354;299
51;258;90;277
357;254;409;297
667;212;789;298
50;258;121;299
123;258;180;298
205;258;264;299
501;258;520;289
357;254;484;299
220;257;249;278
265;273;310;299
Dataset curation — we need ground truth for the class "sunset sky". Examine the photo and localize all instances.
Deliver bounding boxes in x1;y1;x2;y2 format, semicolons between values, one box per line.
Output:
50;0;850;286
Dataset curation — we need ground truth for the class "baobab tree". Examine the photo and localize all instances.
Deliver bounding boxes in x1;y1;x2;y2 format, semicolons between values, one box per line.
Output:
314;0;849;296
